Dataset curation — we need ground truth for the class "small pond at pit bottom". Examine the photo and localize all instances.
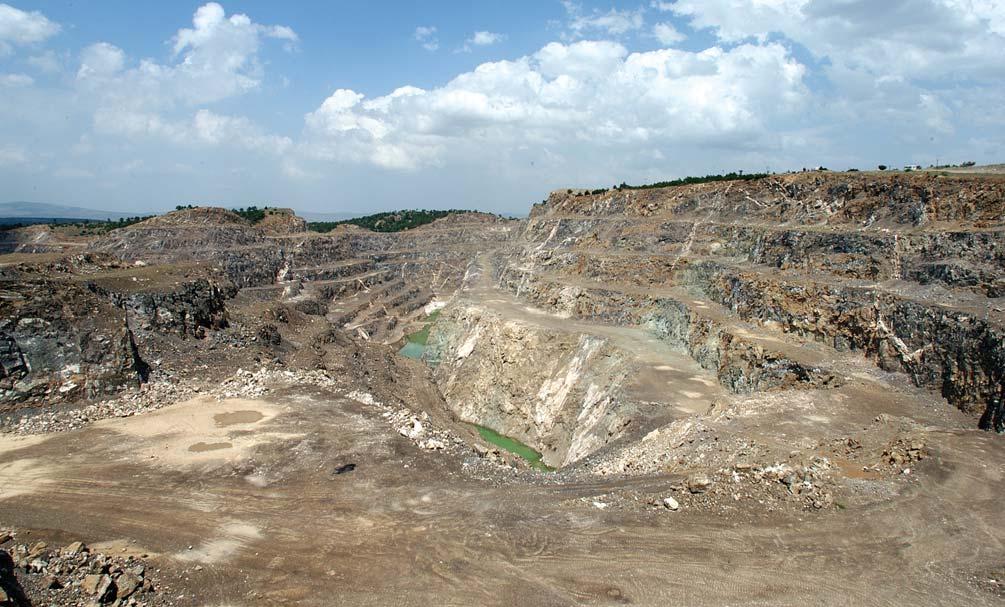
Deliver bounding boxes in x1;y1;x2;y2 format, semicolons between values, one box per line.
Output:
398;309;441;361
473;424;555;471
396;310;551;471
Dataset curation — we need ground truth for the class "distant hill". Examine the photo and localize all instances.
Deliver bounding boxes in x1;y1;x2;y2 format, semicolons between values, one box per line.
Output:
299;211;364;222
0;201;132;221
307;209;478;233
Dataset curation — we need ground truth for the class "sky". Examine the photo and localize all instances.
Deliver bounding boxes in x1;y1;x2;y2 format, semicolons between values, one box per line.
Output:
0;1;1002;215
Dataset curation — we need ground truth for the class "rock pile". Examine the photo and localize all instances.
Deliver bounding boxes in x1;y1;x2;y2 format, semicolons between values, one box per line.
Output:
1;532;162;607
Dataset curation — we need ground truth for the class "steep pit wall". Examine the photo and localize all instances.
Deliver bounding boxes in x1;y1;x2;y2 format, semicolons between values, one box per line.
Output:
498;267;837;395
676;260;1005;418
425;304;639;467
0;279;148;409
88;278;237;339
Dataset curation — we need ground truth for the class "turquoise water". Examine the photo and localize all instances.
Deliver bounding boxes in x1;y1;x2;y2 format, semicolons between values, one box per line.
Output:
399;341;426;359
398;309;441;360
473;424;555;471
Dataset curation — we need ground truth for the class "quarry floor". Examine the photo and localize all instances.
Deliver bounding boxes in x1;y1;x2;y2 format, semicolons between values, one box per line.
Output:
3;378;1005;606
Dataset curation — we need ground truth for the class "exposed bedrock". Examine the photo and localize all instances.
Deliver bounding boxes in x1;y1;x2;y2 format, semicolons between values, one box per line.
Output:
498;268;838;395
0;280;147;410
426;304;645;468
505;172;1005;429
88;278;237;339
676;261;1005;418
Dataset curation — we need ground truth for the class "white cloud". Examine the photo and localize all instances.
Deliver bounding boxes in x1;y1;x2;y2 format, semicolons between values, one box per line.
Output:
414;26;439;51
459;30;506;53
0;72;33;87
563;1;645;37
470;31;505;46
77;42;125;80
0;3;59;55
71;3;295;154
193;109;293;152
301;40;807;172
670;0;1005;80
652;22;686;45
27;49;62;73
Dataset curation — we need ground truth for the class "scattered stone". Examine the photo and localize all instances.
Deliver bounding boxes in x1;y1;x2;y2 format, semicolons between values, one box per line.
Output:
116;572;142;598
27;541;47;559
663;496;680;511
687;475;713;494
333;463;356;475
62;540;88;556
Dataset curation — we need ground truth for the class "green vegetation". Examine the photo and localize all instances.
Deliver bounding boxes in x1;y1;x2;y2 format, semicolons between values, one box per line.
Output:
574;172;769;196
175;204;282;225
231;205;270;223
0;215;153;234
473;424;555;471
73;216;156;235
308;209;476;233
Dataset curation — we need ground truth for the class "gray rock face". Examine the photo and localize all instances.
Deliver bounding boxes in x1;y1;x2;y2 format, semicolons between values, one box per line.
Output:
90;279;236;338
504;172;1005;430
0;280;147;410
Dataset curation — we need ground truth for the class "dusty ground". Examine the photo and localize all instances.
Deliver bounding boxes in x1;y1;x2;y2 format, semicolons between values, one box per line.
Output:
3;376;1005;606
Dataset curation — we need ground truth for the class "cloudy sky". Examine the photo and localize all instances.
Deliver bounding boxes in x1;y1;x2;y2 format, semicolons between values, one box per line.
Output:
0;1;1002;215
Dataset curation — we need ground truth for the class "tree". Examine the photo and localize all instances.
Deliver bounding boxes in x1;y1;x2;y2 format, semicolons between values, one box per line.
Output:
878;165;887;171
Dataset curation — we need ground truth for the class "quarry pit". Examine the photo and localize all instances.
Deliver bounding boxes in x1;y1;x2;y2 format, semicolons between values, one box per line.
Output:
3;171;1005;606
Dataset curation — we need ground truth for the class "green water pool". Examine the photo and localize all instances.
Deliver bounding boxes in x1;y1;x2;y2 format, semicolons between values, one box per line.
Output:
473;424;555;471
398;309;441;360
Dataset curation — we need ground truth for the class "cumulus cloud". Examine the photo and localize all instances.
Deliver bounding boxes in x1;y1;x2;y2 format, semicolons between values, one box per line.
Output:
414;26;439;51
301;40;807;171
563;1;646;37
71;3;296;153
670;0;1005;80
0;3;59;55
77;42;125;80
652;22;685;45
459;30;506;53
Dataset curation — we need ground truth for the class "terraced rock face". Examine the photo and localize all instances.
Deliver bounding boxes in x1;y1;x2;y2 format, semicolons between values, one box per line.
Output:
500;172;1005;430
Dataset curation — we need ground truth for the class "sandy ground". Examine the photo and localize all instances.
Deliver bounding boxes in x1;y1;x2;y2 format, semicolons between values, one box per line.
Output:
3;382;1005;606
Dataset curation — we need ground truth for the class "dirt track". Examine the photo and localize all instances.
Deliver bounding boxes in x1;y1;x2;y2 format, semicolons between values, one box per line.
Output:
3;382;1005;606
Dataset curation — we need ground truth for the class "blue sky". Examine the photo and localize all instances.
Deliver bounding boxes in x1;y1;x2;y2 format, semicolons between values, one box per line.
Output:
0;1;1002;215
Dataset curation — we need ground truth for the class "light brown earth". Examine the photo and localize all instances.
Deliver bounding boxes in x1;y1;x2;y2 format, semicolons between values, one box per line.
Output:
3;371;1005;605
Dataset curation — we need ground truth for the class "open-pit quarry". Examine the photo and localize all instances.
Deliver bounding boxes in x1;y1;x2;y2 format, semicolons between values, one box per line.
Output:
3;171;1005;606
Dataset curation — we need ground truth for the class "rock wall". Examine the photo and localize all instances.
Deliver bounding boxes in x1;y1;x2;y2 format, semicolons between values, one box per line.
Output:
505;172;1005;428
426;304;636;467
89;279;237;339
0;280;147;410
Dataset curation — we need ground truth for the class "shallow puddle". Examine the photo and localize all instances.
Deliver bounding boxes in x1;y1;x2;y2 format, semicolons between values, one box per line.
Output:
214;410;264;427
472;424;555;471
188;442;233;453
399;341;426;359
398;309;441;361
